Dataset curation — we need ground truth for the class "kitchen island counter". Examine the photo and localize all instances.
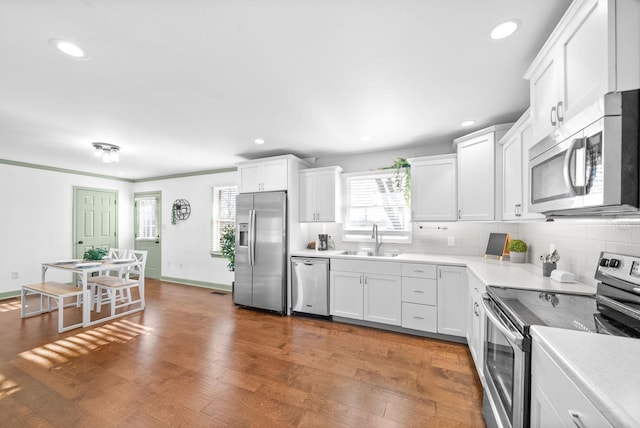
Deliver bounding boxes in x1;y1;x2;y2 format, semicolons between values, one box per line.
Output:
531;325;640;428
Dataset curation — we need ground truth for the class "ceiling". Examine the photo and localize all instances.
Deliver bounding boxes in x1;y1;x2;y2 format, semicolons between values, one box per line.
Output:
0;0;571;180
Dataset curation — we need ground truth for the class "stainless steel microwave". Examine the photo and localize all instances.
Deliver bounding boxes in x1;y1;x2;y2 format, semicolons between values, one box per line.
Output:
528;90;639;217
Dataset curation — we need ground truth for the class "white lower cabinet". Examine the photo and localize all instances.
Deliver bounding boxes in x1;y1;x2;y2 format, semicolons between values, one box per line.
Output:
437;265;467;337
401;263;438;332
531;338;613;428
466;271;486;381
329;270;363;320
330;259;401;325
331;260;467;337
364;274;401;326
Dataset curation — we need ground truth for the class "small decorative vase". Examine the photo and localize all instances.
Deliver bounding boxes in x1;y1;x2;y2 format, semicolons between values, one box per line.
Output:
542;262;557;277
510;252;526;263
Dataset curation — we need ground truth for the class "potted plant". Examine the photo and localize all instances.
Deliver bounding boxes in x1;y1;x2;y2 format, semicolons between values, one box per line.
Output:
221;225;235;272
508;239;528;263
83;247;108;261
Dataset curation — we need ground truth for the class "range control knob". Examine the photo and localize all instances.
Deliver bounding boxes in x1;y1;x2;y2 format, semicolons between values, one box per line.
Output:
600;258;610;267
609;258;621;268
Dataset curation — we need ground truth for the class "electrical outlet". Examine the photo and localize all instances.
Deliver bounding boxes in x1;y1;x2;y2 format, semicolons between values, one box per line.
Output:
447;237;455;247
11;272;19;279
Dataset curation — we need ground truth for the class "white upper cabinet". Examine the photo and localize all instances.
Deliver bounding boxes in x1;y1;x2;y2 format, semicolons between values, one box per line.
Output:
524;0;640;144
500;111;545;220
408;154;457;221
299;166;342;222
237;155;307;193
455;124;511;221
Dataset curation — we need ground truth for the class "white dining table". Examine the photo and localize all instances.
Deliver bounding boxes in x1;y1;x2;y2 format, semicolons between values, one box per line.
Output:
41;258;139;327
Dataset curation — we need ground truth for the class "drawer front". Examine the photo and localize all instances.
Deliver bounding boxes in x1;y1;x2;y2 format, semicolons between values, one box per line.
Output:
331;259;402;275
401;263;437;279
402;303;437;332
401;277;437;305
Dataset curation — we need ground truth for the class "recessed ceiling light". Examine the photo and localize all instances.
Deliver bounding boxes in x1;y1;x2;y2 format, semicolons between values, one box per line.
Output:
490;20;520;40
360;136;371;142
48;38;91;60
254;139;265;145
460;120;475;127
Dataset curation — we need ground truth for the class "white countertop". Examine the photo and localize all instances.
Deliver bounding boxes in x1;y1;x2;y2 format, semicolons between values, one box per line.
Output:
531;326;640;428
289;249;596;295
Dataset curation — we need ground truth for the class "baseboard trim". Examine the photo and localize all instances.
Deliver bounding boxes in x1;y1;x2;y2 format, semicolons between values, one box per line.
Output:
159;276;232;292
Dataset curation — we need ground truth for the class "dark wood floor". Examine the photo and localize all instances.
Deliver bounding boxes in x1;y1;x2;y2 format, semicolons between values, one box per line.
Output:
0;279;485;427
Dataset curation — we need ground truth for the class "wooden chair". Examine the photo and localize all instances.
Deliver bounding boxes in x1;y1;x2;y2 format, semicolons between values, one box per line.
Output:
94;250;147;319
88;248;130;305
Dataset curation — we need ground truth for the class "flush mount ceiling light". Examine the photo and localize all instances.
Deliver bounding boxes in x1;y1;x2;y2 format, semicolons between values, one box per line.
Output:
460;120;475;127
48;38;91;60
92;142;120;163
490;20;520;40
254;139;265;145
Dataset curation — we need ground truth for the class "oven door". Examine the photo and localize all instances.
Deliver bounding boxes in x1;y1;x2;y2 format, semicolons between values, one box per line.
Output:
483;296;528;428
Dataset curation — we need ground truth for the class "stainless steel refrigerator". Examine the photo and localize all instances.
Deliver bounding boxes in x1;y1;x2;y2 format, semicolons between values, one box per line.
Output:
233;191;287;313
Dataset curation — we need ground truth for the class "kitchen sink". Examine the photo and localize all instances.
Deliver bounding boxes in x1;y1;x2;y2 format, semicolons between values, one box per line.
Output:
341;250;399;258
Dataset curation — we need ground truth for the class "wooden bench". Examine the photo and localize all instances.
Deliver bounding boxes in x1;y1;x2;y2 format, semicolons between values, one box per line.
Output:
21;282;88;333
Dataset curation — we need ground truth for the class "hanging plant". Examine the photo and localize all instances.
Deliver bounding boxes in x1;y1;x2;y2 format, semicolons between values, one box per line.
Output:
381;157;411;203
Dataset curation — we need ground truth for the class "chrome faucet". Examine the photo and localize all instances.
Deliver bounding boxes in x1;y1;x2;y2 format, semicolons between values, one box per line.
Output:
371;223;382;255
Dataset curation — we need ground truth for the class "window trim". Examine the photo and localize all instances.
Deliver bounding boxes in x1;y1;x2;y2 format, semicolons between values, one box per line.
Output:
341;169;412;244
211;185;237;255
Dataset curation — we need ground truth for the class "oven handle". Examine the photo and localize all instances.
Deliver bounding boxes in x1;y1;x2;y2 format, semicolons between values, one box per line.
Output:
482;298;524;349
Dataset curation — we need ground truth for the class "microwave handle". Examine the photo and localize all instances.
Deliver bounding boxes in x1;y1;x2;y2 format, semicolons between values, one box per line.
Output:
563;138;585;196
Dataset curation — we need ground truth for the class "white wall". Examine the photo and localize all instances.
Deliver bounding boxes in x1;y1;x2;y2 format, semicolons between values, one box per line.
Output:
133;170;237;289
0;163;134;295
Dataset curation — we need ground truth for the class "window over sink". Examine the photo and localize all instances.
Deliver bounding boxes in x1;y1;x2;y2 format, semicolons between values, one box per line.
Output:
342;170;411;243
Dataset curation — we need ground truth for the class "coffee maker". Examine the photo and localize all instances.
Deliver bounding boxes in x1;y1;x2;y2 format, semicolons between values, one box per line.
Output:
317;234;329;251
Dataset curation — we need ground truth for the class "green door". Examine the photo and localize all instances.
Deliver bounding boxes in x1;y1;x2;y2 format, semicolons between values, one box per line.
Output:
134;192;161;279
74;187;118;259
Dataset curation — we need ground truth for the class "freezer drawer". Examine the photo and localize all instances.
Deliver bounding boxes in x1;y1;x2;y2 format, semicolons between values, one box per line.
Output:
291;257;330;316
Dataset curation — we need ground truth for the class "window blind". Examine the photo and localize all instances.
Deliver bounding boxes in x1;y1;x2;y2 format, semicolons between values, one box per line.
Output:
135;196;158;240
343;170;411;242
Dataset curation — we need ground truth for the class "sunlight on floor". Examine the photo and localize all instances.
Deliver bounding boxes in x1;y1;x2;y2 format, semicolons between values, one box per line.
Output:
0;299;21;313
0;373;21;398
19;319;154;369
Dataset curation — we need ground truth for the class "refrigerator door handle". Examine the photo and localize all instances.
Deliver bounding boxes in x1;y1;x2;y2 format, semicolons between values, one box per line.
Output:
249;209;256;266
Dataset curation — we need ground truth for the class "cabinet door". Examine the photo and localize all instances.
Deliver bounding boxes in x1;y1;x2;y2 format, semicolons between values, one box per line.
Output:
561;0;607;124
530;380;565;428
330;271;363;320
262;159;288;191
298;171;316;222
410;155;457;221
364;273;401;326
315;169;337;222
502;131;523;221
238;163;263;193
457;134;495;221
529;54;560;144
437;266;467;337
467;271;485;379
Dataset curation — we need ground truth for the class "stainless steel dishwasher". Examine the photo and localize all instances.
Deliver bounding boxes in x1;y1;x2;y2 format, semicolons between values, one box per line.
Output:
291;257;330;316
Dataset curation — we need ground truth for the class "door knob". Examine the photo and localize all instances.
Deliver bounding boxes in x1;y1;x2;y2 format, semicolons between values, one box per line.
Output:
78;241;84;244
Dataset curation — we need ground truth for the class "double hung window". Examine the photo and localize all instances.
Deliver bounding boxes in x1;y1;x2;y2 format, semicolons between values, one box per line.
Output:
342;170;411;243
211;186;237;253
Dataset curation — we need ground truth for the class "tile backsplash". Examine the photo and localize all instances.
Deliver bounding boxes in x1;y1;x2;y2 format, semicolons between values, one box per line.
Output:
306;219;640;286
